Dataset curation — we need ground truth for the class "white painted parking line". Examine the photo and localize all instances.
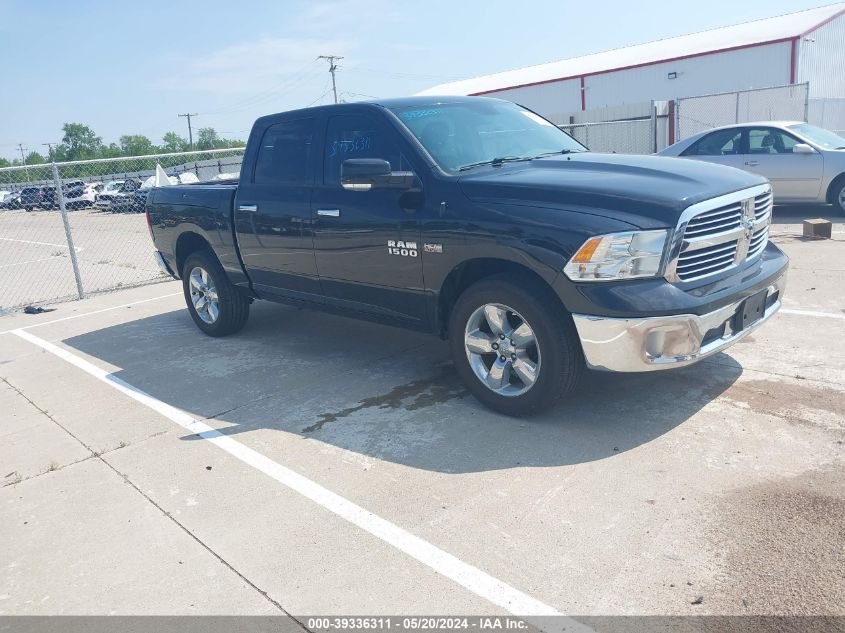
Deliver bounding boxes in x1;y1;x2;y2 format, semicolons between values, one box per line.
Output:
781;308;845;321
11;328;591;628
0;236;82;251
0;292;181;335
0;256;61;269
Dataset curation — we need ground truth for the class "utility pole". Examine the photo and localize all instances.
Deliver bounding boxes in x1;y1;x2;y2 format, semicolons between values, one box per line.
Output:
42;142;56;159
318;55;343;104
17;143;30;181
178;113;198;150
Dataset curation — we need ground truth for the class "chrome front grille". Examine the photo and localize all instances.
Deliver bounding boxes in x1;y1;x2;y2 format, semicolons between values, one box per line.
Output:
666;185;773;283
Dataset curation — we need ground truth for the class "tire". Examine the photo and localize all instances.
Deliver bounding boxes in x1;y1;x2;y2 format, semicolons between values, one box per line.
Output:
448;274;583;416
832;178;845;214
182;249;250;337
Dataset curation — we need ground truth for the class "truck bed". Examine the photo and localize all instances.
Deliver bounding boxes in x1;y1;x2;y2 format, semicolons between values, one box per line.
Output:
147;183;243;284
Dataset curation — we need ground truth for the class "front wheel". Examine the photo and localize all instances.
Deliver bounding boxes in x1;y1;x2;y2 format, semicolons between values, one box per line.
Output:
834;180;845;214
448;275;583;416
182;249;250;336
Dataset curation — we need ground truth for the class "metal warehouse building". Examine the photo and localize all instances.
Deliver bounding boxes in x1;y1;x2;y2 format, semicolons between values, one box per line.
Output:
419;3;845;145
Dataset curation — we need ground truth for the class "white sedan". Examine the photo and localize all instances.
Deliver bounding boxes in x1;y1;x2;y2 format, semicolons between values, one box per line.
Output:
659;122;845;212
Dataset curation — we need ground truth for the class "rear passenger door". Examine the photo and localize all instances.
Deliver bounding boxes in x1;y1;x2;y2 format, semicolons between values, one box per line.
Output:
680;128;745;170
234;116;322;301
311;112;426;325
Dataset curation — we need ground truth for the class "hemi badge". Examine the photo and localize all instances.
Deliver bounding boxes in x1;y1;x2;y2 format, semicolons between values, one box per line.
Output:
424;243;443;254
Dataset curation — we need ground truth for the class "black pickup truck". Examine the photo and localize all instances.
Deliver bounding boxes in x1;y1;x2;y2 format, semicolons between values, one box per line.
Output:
146;96;788;415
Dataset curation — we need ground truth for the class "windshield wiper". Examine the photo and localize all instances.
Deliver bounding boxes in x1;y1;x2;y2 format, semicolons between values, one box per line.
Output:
458;156;533;171
531;149;584;159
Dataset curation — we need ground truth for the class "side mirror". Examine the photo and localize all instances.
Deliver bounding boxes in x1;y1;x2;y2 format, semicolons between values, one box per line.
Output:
793;143;815;155
341;158;414;191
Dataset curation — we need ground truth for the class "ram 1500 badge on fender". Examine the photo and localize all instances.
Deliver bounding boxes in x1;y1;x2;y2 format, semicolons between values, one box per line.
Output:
146;97;788;415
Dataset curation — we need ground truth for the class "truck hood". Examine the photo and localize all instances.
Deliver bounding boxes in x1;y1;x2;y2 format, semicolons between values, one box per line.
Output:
458;152;766;228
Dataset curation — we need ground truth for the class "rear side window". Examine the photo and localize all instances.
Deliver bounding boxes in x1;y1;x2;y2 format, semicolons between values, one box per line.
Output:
254;118;315;185
323;114;408;185
682;129;743;156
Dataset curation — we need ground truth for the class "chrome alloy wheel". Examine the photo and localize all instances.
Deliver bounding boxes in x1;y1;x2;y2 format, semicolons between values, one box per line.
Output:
838;185;845;210
189;266;219;324
463;303;541;397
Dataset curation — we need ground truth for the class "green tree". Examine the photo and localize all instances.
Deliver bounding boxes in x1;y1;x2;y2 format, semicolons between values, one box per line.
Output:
195;127;219;150
58;123;103;161
119;134;154;156
0;157;10;168
161;131;189;153
100;143;122;159
24;151;46;165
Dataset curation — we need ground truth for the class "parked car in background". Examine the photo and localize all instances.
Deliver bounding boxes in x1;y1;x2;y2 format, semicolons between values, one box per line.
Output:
38;180;88;210
131;188;148;213
0;191;21;209
19;186;44;211
94;180;139;211
63;182;99;209
659;122;845;212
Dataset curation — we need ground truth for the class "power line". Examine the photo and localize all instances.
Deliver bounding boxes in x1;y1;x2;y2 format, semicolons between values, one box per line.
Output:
318;55;343;104
200;59;321;117
178;113;199;150
17;143;30;179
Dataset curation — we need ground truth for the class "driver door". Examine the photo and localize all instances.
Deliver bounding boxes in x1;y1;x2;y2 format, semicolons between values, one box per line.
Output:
311;112;426;325
741;127;823;202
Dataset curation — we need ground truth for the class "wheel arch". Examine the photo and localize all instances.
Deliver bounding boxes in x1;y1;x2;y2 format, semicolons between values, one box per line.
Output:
437;257;565;338
825;172;845;205
174;231;214;278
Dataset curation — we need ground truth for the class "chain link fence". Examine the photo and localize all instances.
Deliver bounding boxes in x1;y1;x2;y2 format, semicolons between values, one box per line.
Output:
559;119;656;154
675;83;809;142
0;149;243;312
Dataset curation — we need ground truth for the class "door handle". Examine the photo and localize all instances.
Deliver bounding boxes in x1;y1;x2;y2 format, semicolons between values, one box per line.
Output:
317;209;340;217
744;161;759;166
239;204;258;212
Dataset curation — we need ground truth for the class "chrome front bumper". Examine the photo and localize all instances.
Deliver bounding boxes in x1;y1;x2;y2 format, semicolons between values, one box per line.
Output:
572;273;786;372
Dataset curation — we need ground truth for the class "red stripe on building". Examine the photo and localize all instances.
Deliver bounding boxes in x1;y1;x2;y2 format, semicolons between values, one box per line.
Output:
668;100;676;146
790;38;798;84
580;76;585;111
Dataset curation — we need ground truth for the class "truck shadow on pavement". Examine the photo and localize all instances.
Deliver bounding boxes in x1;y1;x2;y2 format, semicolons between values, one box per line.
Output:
63;300;743;474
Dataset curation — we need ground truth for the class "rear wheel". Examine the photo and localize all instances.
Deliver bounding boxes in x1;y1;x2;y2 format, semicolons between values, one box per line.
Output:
182;249;250;336
448;275;583;416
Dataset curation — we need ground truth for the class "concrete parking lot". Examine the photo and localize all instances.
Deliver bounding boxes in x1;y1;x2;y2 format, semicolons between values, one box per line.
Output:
1;210;843;620
0;208;167;310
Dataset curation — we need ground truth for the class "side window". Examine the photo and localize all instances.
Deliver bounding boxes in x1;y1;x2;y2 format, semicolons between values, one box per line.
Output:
748;128;799;154
254;118;315;185
323;114;408;186
682;129;743;156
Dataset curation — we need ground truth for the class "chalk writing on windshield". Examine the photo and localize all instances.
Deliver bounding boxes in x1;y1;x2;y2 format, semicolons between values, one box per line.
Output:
400;109;443;121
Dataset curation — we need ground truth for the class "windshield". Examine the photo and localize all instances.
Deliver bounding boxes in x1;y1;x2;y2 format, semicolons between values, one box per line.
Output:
104;181;123;192
391;100;587;171
788;123;845;149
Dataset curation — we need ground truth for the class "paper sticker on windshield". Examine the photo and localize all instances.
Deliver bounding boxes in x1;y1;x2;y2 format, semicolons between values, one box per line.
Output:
520;111;553;126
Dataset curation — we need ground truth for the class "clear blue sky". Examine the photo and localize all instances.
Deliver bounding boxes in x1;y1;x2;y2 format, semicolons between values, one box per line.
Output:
0;0;830;160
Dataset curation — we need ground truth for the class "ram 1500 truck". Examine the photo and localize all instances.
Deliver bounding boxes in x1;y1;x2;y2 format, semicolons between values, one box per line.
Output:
146;96;788;415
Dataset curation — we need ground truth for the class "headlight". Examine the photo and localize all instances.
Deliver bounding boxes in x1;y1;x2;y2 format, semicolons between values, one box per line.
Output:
563;230;669;281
